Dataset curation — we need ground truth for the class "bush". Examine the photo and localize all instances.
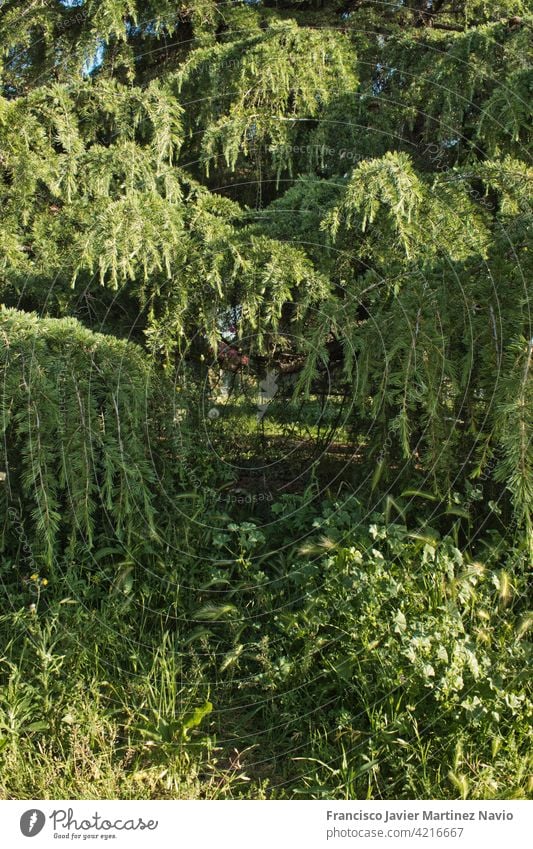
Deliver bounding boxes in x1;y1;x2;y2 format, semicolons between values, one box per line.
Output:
0;309;173;567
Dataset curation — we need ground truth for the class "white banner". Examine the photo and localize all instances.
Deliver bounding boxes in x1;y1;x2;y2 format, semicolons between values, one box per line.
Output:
2;800;531;848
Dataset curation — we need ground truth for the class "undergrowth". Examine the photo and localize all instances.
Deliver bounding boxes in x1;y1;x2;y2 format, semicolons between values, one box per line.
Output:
0;492;530;800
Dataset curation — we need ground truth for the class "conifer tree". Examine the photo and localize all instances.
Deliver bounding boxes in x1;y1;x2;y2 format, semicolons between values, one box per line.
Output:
0;1;531;554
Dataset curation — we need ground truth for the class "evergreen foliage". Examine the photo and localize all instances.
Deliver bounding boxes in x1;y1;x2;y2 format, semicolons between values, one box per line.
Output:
0;0;531;804
0;308;167;566
0;0;531;548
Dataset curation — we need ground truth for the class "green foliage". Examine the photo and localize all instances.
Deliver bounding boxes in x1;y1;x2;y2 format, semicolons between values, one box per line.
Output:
0;500;530;799
379;23;532;158
174;19;358;179
0;309;169;566
0;0;531;803
0;72;328;357
324;151;490;262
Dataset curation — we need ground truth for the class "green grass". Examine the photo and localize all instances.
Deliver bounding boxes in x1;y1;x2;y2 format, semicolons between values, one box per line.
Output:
0;492;531;800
